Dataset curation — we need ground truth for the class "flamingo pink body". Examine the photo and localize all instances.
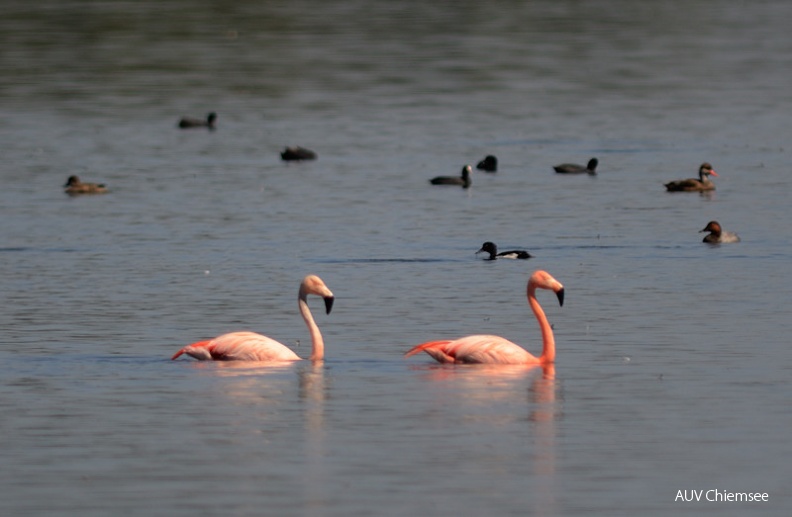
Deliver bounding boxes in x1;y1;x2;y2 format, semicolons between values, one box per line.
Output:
404;270;564;365
172;275;334;362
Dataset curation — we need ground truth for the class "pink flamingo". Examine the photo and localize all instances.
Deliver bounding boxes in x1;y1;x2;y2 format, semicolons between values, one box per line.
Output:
172;275;334;362
404;270;564;365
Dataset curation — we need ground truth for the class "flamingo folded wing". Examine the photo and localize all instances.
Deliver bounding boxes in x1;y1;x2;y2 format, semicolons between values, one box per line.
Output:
404;336;538;365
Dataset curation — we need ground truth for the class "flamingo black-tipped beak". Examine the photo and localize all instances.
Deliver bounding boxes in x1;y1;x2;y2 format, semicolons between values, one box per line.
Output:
324;296;334;315
556;288;565;307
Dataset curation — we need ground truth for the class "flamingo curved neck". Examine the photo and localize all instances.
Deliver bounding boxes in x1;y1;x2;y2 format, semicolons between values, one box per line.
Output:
299;295;324;361
528;286;555;364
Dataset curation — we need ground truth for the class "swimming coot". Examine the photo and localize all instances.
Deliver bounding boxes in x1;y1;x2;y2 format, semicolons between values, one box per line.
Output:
430;165;472;188
553;157;598;174
281;146;317;161
476;155;498;172
178;112;217;129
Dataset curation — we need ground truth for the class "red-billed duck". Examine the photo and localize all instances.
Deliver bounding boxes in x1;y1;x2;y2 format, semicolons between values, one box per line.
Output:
430;165;472;188
700;221;740;244
281;146;317;161
665;163;718;192
554;157;598;174
476;241;533;260
476;155;498;172
178;112;216;129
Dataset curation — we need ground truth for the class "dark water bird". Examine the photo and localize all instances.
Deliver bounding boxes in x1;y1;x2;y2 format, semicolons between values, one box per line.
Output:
664;163;718;192
476;241;533;260
476;155;498;172
281;146;317;161
64;175;108;195
178;112;216;129
429;165;472;188
700;221;740;244
553;157;598;174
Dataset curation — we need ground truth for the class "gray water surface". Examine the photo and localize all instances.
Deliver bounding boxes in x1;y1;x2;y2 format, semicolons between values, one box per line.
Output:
2;1;791;515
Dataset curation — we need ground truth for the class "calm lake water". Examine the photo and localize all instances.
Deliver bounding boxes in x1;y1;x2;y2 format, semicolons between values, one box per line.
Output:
2;1;791;515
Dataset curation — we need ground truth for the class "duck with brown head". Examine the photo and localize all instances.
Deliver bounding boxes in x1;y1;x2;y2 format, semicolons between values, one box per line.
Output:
64;175;108;195
700;221;740;244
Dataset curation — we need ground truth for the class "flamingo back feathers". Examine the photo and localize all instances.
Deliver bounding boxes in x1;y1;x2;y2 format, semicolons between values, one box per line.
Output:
405;336;538;365
171;332;301;362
